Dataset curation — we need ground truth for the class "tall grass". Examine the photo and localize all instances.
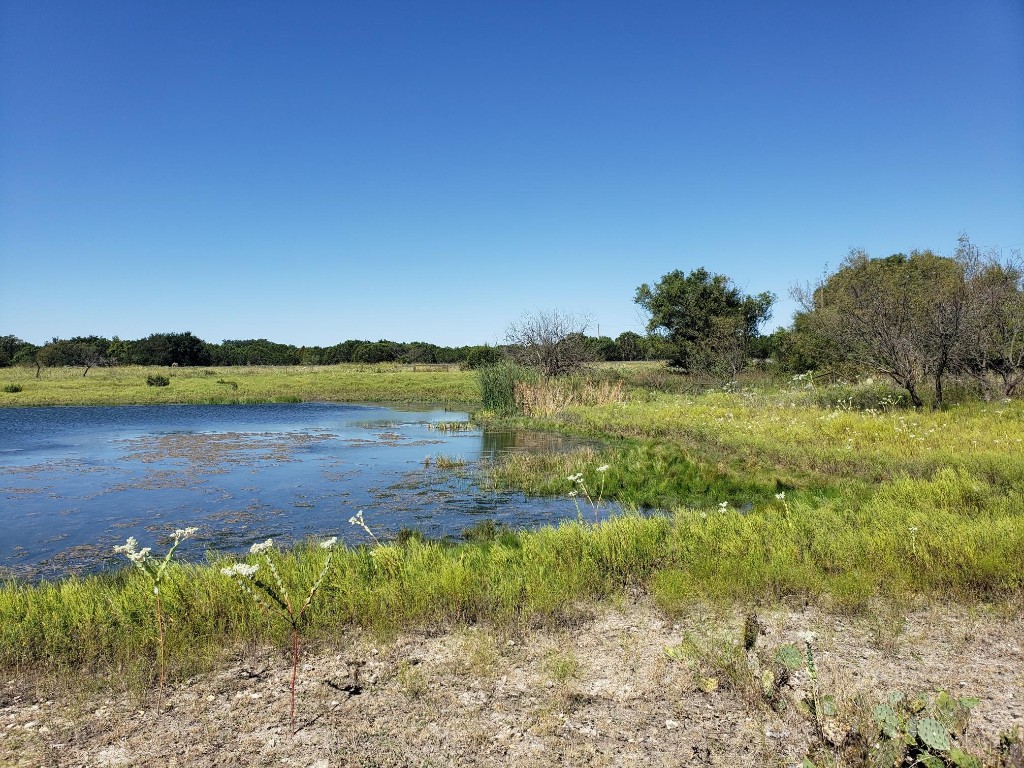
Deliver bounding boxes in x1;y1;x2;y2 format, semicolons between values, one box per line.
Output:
477;361;537;415
513;375;626;417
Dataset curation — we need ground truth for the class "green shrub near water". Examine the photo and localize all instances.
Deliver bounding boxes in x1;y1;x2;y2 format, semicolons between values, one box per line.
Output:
477;360;537;415
2;383;22;393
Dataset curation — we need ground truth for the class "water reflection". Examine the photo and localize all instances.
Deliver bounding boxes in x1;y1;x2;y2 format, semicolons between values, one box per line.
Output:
480;429;593;460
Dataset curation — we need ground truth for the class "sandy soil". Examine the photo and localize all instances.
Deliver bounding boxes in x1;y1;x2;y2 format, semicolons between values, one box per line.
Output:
2;597;1022;767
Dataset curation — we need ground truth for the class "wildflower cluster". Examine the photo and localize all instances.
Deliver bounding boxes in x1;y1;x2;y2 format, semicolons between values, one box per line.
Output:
114;527;199;595
221;536;338;626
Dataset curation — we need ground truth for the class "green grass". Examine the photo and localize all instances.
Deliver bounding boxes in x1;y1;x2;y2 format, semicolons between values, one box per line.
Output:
0;364;481;406
3;484;1022;676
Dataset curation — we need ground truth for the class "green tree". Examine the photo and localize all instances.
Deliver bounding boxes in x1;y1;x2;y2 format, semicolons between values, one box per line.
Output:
133;332;210;366
351;340;401;364
795;248;975;408
0;335;37;367
634;268;774;375
36;336;111;376
463;344;502;369
961;241;1024;398
586;335;620;361
614;331;647;361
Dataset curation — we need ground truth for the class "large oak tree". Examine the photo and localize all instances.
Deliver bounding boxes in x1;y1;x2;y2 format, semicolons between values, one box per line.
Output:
634;268;774;376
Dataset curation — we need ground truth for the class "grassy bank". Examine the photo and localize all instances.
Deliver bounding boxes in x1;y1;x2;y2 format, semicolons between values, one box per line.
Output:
0;363;480;407
3;496;1022;677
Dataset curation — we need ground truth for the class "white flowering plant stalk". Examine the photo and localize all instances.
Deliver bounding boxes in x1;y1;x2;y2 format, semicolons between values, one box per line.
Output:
113;526;198;706
774;491;793;528
567;465;610;523
222;536;338;736
347;510;380;546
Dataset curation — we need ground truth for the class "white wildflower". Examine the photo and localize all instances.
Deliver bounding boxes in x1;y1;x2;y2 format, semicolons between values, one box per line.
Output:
221;563;259;578
718;501;729;510
173;526;199;541
568;490;578;498
775;492;786;501
113;537;139;556
596;465;609;473
320;537;338;550
250;539;274;555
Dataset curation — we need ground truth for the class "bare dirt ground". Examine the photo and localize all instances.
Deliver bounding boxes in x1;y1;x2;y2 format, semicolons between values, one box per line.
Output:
2;597;1022;767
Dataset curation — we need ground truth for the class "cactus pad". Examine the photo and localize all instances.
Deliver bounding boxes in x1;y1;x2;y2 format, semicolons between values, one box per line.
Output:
917;717;951;751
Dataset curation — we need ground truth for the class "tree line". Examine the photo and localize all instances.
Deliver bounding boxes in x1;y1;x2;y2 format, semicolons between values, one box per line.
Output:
0;330;674;374
5;235;1021;407
783;234;1024;407
502;235;1022;409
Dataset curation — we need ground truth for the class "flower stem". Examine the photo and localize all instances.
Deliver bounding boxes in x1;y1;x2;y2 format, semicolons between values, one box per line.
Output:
290;626;299;736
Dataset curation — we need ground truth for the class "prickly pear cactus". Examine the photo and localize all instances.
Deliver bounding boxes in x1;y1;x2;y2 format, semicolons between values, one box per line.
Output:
917;716;951;751
869;737;905;768
774;643;803;671
873;703;899;738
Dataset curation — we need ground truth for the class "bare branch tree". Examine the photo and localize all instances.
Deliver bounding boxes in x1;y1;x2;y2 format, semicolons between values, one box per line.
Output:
504;310;595;377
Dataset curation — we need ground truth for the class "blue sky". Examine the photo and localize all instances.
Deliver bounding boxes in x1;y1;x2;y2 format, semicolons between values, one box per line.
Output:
2;0;1022;347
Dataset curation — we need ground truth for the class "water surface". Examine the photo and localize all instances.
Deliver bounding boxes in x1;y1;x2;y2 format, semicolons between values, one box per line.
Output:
0;403;608;578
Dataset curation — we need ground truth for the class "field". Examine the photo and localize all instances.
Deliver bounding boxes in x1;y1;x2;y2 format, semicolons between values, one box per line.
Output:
0;363;480;406
1;364;1022;767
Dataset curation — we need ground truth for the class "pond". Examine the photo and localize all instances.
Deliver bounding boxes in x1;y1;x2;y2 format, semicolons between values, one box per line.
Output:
0;403;612;580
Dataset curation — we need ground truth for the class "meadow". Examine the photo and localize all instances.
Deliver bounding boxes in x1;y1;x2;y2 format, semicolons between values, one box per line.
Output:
0;363;479;406
1;364;1022;765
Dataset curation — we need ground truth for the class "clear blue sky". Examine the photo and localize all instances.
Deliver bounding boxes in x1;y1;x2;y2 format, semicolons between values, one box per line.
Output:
2;0;1022;347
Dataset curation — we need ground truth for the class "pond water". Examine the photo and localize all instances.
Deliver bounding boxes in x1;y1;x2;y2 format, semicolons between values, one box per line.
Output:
0;403;611;579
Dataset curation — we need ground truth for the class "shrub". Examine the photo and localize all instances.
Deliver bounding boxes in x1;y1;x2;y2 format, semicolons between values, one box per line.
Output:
478;360;536;415
146;375;170;387
2;384;22;393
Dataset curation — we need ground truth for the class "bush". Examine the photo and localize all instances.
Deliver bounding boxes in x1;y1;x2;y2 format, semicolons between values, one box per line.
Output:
463;345;502;370
2;384;22;393
478;361;537;415
146;375;170;387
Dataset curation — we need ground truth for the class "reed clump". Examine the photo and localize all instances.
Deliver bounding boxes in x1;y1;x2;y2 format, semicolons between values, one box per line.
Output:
513;376;626;417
